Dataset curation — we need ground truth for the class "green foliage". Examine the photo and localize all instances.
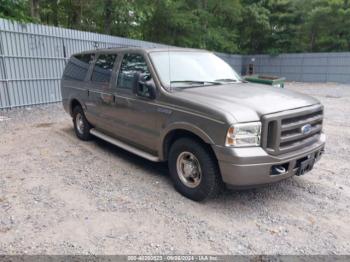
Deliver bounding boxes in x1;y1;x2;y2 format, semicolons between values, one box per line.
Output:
1;0;350;54
0;0;33;22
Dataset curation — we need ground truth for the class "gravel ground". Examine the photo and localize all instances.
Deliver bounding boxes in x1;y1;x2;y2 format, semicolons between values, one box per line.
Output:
0;82;349;255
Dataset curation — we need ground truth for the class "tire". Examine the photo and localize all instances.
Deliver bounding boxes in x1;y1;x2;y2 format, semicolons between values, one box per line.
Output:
72;105;92;141
168;137;223;201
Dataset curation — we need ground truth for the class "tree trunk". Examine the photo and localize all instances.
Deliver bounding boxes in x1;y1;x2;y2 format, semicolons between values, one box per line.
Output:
104;0;113;34
30;0;40;20
310;30;316;52
200;0;208;48
69;0;82;29
52;0;59;26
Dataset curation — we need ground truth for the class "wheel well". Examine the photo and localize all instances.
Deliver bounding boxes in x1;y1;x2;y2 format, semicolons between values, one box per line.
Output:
163;129;217;161
70;99;81;116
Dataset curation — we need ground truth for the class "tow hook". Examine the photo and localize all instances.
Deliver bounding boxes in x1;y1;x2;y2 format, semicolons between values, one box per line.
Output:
271;165;287;176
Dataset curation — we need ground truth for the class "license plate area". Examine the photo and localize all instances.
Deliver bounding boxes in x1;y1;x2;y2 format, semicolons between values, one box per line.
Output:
295;155;315;176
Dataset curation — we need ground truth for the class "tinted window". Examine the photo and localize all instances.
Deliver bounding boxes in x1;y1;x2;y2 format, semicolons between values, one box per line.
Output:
117;54;150;90
63;54;94;81
91;54;117;83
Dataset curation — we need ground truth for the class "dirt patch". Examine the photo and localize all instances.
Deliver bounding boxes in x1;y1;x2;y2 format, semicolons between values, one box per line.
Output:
34;123;54;128
0;116;10;122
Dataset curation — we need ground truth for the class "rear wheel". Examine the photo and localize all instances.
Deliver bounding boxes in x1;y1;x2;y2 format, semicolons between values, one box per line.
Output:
72;106;92;141
168;137;223;201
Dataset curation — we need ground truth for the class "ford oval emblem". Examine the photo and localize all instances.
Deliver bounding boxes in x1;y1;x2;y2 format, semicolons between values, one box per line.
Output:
301;124;312;135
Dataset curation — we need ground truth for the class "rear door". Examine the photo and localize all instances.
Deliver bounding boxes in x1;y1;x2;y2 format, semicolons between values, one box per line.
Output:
62;53;94;116
86;52;118;132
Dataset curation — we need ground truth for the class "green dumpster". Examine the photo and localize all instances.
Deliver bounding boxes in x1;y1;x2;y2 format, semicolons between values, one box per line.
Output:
244;75;285;88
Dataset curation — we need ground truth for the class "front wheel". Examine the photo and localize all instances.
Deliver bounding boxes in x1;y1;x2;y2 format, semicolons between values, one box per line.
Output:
168;138;223;201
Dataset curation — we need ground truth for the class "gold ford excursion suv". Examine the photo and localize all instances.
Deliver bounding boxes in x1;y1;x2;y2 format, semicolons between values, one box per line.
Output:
61;47;325;201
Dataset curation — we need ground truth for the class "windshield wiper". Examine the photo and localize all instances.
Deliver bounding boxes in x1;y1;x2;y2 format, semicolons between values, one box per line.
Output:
170;80;222;86
214;78;239;83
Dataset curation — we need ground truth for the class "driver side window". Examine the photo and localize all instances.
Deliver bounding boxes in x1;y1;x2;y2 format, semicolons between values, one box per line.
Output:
117;53;150;90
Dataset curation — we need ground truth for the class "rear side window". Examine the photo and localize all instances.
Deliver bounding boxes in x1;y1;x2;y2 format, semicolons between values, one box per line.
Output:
91;54;117;83
117;53;150;90
63;54;94;81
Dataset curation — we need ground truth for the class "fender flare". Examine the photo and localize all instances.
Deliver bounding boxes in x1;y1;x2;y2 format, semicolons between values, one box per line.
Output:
68;96;86;116
158;122;215;161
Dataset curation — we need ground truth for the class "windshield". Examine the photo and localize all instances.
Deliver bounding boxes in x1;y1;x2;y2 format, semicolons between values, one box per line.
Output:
149;51;242;89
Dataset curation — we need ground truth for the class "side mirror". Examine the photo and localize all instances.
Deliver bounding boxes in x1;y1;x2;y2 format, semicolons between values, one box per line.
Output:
132;73;156;99
136;81;156;100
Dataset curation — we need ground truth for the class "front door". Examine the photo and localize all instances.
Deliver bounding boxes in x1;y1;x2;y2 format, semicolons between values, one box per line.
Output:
111;53;159;153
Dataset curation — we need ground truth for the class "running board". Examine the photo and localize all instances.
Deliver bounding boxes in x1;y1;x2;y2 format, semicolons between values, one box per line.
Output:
90;128;160;162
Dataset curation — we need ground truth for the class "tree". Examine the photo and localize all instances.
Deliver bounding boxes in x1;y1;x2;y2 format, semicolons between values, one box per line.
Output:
0;0;33;22
104;0;113;34
30;0;40;20
239;1;271;54
1;0;350;54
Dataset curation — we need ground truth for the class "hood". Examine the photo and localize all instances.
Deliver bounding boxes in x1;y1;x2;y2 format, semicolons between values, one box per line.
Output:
172;83;320;123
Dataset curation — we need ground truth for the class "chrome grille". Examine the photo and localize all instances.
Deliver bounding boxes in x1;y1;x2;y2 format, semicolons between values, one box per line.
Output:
262;105;323;155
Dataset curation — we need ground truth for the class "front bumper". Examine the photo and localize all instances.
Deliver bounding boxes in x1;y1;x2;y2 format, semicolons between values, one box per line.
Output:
213;133;326;187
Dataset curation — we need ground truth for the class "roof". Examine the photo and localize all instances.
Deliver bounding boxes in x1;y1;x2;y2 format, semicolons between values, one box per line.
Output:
75;46;209;56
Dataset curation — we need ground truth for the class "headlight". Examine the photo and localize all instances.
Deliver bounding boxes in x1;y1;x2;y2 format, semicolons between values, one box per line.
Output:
225;122;261;147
